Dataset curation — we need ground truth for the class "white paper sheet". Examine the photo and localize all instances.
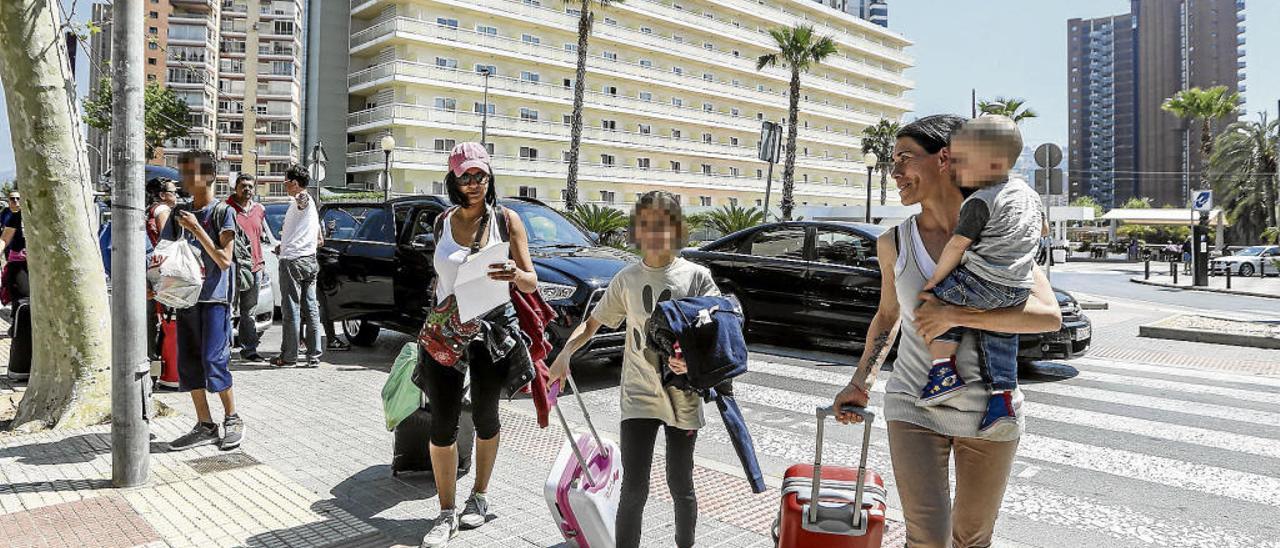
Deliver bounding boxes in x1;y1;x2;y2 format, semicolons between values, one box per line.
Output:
455;242;512;322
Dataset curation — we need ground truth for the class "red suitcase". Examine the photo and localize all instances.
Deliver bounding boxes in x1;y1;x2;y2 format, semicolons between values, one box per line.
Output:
774;405;886;548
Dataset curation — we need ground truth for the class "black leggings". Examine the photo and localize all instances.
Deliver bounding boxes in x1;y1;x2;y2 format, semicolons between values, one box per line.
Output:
417;343;510;447
616;418;698;548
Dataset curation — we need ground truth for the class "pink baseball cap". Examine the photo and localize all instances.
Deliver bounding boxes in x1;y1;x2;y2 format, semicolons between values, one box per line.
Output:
448;142;491;177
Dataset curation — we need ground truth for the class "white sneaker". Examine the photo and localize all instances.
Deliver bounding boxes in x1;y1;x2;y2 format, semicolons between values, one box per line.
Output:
420;510;458;548
459;492;490;530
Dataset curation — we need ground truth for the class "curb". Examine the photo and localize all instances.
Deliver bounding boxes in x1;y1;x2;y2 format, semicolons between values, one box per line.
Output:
1138;323;1280;350
1128;277;1280;300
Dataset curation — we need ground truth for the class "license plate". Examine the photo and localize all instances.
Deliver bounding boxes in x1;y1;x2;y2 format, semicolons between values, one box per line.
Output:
1073;325;1091;341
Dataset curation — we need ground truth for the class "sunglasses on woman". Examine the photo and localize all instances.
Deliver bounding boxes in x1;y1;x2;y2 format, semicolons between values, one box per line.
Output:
457;172;489;187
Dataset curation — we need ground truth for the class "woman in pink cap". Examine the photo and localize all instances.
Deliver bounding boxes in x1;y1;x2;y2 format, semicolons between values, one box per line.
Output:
418;142;539;547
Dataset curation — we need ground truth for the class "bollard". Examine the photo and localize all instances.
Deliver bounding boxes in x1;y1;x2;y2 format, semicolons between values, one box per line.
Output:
1226;264;1231;289
1172;262;1179;284
1145;259;1150;280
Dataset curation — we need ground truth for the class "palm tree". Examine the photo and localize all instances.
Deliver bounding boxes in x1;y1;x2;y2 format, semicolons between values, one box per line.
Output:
1161;85;1242;188
706;204;766;235
1208;112;1278;242
564;203;629;246
860;118;899;205
756;25;837;221
977;97;1038;123
562;0;622;212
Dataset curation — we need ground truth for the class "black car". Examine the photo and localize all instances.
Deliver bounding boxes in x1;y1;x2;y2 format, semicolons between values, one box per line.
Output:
317;196;633;359
682;221;1091;362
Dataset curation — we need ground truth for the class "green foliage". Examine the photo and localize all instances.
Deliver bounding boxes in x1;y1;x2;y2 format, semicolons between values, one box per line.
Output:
0;181;14;197
684;211;710;231
1069;196;1104;219
563;203;629;246
755;25;839;73
705;204;765;235
324;191;386;202
1161;86;1241;126
978;97;1038;123
1120;197;1152;209
859;119;899;161
82;78;192;158
1262;227;1279;245
1208;112;1279;244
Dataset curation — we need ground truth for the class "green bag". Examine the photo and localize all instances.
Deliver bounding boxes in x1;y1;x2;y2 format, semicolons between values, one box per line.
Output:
382;343;423;431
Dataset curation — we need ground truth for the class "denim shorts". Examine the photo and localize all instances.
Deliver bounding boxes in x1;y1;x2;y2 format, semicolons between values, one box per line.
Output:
932;266;1030;311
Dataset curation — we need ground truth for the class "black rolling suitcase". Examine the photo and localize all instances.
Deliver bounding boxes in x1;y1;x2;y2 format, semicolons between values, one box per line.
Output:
392;397;475;478
7;299;31;380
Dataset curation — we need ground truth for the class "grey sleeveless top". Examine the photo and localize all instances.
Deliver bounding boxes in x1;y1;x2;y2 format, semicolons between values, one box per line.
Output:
882;216;1025;442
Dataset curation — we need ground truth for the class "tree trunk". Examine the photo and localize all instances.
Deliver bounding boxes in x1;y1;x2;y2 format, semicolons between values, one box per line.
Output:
1200;119;1213;188
564;0;593;212
780;69;801;221
0;0;113;429
879;166;888;205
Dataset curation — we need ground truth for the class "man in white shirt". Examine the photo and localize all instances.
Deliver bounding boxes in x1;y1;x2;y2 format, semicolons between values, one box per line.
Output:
272;165;323;367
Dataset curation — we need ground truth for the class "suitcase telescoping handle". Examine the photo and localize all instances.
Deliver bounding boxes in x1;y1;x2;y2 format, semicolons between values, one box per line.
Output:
549;373;608;487
810;405;875;531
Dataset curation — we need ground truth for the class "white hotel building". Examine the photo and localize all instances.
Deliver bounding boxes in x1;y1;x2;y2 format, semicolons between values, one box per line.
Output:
343;0;913;212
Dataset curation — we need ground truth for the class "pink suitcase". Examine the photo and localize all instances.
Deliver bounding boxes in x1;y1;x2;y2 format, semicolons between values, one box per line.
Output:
544;375;623;548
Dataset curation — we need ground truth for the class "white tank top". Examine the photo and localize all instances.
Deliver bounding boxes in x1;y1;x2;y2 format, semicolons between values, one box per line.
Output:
434;208;503;302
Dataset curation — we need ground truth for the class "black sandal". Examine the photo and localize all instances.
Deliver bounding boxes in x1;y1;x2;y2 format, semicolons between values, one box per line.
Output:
327;339;351;351
270;357;296;368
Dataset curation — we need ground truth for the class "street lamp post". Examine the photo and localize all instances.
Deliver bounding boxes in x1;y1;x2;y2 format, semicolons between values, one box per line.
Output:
480;68;491;145
863;151;878;223
380;134;395;201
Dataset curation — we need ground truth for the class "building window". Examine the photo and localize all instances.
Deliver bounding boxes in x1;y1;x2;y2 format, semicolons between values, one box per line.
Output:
701;164;712;175
702;132;712;143
436;57;458;69
728;197;738;207
699;196;712;206
602;51;617;61
670;161;681;171
638;124;651;135
639;91;652;101
703;103;713;112
475;64;497;75
434;139;456;151
521;71;539;82
434;97;457;111
562;114;572;125
672;129;682;139
148;57;157;65
473;102;496;114
604;17;617;25
729;137;739;146
519;107;539;121
436;18;459;28
756;169;763;178
565;7;580;15
564;43;577;53
637;157;651;169
704;42;714;50
600;154;615;166
602;120;617;131
519;146;538;160
149;42;158;50
603;85;618;96
150;10;158;17
672;98;683;107
521;34;540;45
519;186;538;198
149;26;158;34
640;26;653;34
600;190;616;203
639;59;652;68
476;25;498;35
672;66;683;76
563;78;573;88
729;167;739;177
703;73;714;82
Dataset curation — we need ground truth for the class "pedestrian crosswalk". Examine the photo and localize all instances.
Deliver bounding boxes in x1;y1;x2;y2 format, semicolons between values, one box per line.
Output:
554;353;1280;548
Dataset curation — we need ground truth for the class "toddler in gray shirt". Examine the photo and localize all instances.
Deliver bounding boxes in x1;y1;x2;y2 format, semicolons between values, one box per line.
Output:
916;115;1044;438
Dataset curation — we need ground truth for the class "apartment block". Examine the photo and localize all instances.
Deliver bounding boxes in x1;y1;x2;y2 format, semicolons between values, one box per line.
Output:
344;0;913;212
87;0;305;197
1067;0;1244;209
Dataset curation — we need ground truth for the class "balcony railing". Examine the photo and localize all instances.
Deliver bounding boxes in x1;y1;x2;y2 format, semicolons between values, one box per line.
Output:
347;61;866;149
349;19;894;124
347;104;860;173
349;148;873;198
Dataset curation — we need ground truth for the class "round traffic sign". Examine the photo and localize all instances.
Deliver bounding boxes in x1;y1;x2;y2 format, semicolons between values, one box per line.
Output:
1034;143;1063;168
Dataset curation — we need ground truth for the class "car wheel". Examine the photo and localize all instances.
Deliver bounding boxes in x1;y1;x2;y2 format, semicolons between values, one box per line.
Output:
343;319;380;347
1238;263;1255;277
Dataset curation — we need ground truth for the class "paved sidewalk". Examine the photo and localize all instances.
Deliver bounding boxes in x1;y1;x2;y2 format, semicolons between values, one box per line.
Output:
0;322;908;548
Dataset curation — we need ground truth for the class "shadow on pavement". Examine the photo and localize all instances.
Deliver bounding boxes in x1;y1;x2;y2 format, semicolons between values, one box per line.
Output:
1017;360;1080;384
0;433;173;466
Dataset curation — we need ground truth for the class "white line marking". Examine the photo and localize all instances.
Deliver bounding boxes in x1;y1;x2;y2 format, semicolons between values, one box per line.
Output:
1024;382;1280;429
1072;356;1280;389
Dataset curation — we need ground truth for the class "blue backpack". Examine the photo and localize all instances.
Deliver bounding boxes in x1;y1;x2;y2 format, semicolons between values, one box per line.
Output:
645;294;748;392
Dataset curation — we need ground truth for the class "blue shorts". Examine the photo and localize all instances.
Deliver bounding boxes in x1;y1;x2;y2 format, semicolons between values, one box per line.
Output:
176;302;233;393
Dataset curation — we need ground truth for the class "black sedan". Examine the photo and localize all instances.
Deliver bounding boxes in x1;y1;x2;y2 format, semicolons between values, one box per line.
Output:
682;221;1091;362
317;196;633;360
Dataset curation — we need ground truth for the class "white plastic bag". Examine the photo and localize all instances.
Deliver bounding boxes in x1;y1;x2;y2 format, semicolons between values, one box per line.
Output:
148;238;203;309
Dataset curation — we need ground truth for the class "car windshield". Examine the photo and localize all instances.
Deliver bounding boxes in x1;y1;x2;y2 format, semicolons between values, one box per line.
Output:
1237;246;1266;256
503;201;595;248
264;203;287;241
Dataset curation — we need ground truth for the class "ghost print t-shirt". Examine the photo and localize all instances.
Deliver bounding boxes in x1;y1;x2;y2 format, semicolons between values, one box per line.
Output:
591;258;720;430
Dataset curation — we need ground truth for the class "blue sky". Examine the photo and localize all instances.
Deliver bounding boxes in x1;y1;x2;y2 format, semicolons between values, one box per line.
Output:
1;1;1277;178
